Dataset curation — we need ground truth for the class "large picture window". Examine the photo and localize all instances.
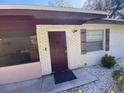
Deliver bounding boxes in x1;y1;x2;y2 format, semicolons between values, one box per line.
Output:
0;30;39;67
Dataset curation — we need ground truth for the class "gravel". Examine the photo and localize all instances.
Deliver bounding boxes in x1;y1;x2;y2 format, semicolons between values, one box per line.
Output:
58;64;121;93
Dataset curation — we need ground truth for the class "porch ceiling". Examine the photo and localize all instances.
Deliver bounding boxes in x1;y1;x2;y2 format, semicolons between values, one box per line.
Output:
0;5;108;25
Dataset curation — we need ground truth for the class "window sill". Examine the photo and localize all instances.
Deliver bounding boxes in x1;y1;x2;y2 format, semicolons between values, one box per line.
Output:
88;50;105;54
82;50;105;55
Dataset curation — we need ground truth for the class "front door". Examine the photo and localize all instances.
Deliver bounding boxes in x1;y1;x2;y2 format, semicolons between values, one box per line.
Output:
48;32;68;72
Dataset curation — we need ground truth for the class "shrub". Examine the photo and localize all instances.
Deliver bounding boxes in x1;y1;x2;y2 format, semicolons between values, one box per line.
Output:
106;89;115;93
101;54;116;68
76;88;83;93
113;70;124;92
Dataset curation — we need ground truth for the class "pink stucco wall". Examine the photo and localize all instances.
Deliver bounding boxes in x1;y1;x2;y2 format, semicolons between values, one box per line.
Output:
0;62;42;85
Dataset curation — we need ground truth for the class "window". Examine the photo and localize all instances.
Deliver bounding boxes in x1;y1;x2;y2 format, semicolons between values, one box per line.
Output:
105;29;110;51
0;30;39;67
81;29;86;54
86;30;104;52
81;29;104;53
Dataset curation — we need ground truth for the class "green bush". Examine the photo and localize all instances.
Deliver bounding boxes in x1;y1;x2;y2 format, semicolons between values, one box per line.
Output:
101;54;116;68
113;70;124;92
106;89;115;93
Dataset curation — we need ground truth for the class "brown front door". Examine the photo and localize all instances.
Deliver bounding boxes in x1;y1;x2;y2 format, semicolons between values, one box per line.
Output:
48;32;68;72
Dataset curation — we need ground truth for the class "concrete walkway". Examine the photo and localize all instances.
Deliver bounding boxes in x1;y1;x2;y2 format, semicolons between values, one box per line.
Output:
59;65;121;93
41;69;98;93
0;68;98;93
0;78;42;93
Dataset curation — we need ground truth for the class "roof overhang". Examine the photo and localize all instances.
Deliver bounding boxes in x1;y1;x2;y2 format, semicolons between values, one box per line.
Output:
85;18;124;25
0;5;108;25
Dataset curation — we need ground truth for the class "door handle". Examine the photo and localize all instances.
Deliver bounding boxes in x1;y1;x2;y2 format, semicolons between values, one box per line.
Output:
65;48;67;53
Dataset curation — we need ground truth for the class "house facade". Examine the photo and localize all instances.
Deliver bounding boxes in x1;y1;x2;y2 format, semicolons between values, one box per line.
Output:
0;5;124;84
37;24;124;75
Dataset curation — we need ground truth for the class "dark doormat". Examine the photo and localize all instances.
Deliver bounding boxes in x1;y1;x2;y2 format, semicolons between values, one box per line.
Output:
54;70;77;84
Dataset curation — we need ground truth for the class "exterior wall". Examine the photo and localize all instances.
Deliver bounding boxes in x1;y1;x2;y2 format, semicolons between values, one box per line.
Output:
0;62;42;85
37;24;124;75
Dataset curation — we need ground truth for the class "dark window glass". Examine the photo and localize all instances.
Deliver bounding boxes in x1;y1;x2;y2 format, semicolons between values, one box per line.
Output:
80;29;86;54
105;29;110;51
0;30;39;67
